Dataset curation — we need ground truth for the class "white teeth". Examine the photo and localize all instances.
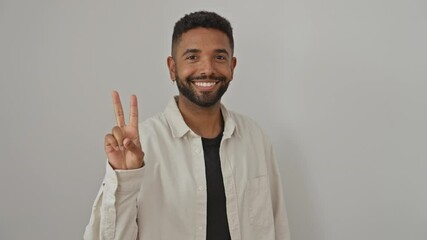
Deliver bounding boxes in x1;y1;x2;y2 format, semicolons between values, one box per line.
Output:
194;82;216;87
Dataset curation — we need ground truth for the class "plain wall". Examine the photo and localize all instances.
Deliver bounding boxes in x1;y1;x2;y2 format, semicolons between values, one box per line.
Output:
1;0;426;239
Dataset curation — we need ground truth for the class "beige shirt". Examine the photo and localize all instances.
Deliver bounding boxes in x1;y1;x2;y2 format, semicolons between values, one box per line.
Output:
84;98;290;240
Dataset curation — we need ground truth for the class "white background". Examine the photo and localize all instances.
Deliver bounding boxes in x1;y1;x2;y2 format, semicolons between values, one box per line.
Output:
1;0;426;239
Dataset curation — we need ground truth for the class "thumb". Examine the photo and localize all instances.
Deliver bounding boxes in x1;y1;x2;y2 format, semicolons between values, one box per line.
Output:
123;138;144;161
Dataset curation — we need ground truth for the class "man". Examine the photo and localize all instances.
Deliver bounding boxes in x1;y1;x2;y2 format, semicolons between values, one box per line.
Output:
84;11;290;240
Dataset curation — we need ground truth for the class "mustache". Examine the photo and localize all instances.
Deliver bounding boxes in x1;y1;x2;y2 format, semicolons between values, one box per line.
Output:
187;75;227;82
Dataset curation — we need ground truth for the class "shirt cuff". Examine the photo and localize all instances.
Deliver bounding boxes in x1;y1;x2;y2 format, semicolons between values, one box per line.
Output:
104;162;144;192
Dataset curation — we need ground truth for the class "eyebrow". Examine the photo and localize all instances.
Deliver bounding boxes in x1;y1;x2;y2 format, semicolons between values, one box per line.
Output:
181;48;230;57
214;49;230;56
182;49;201;57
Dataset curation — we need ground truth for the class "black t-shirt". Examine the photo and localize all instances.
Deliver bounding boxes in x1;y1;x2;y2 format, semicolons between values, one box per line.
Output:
202;133;231;240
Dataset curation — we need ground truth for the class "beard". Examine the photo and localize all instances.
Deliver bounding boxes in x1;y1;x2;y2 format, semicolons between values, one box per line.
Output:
175;74;230;108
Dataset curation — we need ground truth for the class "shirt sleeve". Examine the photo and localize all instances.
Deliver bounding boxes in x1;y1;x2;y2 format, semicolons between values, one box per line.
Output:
265;138;292;240
84;162;144;240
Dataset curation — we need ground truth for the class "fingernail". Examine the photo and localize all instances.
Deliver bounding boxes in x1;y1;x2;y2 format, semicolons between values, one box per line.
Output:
114;146;119;151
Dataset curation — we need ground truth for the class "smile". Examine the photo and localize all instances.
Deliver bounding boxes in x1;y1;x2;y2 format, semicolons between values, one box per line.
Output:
193;81;218;87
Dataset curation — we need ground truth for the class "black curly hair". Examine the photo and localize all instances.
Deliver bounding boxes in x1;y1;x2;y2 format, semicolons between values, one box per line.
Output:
171;11;234;56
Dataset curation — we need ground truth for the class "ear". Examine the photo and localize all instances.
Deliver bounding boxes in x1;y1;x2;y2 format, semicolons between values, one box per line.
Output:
167;56;176;81
230;57;237;80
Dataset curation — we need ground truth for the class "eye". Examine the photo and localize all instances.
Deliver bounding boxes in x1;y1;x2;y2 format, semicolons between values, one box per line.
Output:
186;55;198;61
216;55;227;61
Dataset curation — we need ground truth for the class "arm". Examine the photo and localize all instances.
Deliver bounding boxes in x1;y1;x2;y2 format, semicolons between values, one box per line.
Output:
84;91;145;240
265;137;291;240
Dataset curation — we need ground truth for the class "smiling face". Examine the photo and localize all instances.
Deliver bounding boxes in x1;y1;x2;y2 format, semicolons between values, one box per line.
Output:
167;27;237;108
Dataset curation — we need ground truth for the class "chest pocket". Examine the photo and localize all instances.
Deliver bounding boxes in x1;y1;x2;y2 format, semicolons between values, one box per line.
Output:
245;175;274;227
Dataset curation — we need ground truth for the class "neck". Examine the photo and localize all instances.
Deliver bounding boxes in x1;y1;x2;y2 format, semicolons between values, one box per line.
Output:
176;95;223;138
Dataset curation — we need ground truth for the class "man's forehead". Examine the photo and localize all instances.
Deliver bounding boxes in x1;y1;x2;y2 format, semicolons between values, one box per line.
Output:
175;28;232;52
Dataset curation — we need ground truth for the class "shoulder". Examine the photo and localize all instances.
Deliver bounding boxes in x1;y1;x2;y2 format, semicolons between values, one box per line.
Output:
227;109;262;130
139;112;169;137
224;107;271;144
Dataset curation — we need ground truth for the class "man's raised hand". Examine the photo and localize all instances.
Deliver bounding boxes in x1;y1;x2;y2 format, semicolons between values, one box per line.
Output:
104;91;144;169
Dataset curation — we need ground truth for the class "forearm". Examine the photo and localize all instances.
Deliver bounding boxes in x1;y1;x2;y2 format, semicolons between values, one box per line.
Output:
84;163;144;240
264;139;291;240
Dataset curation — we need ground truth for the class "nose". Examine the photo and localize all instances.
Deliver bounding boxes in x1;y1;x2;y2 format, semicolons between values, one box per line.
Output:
199;58;214;76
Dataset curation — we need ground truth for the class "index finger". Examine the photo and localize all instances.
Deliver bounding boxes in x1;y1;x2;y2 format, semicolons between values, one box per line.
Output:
112;90;125;127
129;94;138;128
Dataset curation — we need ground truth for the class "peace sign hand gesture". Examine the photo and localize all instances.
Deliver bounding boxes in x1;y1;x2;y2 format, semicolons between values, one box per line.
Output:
104;91;144;170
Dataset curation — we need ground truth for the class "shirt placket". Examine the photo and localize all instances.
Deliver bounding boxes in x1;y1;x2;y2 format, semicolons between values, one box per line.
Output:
189;132;207;240
221;138;242;240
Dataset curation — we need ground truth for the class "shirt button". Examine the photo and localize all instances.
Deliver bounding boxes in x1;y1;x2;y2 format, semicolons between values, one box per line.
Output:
198;226;203;231
195;148;201;154
198;186;205;191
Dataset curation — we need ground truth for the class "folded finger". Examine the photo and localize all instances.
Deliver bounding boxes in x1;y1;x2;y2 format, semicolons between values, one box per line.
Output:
111;126;124;150
105;134;119;152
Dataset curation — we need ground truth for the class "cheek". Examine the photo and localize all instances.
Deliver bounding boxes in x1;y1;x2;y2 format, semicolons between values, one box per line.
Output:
218;65;233;77
177;65;197;79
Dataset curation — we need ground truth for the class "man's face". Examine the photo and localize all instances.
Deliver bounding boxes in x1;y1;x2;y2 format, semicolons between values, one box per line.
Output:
167;28;237;108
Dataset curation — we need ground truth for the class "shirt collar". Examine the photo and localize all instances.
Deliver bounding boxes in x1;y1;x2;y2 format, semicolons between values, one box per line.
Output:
163;96;238;139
